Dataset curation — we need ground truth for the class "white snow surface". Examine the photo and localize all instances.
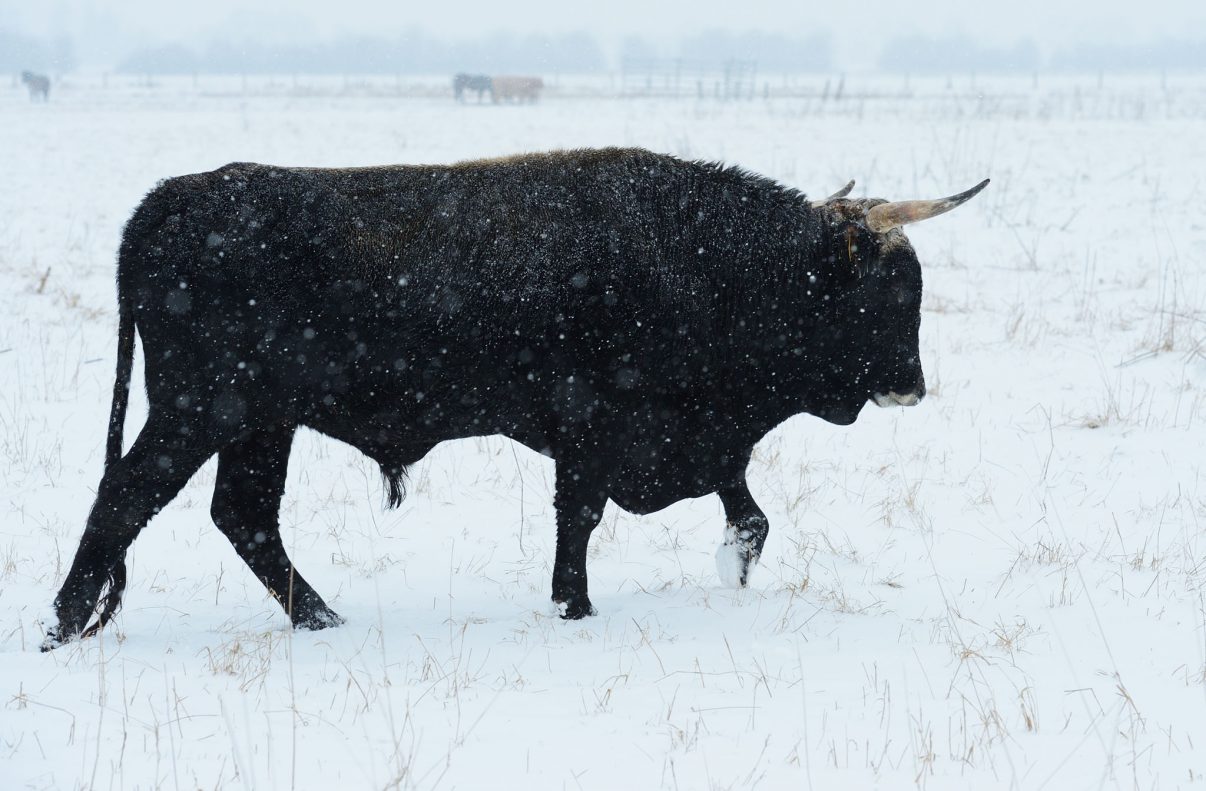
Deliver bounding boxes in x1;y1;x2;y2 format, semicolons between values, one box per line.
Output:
2;74;1206;790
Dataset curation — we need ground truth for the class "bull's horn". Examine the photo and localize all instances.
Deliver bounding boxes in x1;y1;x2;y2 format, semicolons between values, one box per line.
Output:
864;179;990;232
810;179;855;207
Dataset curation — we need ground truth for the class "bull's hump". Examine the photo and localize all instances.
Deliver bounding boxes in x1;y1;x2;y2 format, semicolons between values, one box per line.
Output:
208;161;275;180
447;146;656;171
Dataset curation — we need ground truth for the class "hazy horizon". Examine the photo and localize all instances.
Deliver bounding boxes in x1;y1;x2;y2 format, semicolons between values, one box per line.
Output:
3;0;1204;73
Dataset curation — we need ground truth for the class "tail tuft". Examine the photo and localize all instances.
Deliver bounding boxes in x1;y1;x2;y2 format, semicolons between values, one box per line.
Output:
381;465;407;509
86;266;137;639
80;561;128;640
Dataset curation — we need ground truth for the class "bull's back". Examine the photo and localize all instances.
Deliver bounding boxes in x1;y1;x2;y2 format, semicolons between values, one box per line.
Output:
115;151;791;429
122;150;740;306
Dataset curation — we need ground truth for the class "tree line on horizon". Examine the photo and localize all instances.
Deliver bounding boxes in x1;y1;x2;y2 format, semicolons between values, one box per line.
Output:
5;27;1205;76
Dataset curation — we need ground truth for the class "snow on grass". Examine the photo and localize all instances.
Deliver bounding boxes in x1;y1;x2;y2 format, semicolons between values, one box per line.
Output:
2;73;1205;789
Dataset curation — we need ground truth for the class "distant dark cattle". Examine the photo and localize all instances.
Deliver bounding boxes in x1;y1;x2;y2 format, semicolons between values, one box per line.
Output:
41;147;987;649
21;71;50;101
453;73;492;102
491;75;542;103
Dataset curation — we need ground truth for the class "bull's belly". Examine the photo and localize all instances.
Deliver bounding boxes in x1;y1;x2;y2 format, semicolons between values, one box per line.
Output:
606;440;749;515
607;476;715;515
300;355;760;513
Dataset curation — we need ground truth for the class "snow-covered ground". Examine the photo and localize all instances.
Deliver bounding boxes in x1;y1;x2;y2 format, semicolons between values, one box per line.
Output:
2;74;1204;790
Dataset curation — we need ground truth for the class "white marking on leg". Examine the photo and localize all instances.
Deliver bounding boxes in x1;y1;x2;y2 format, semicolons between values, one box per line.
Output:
716;520;761;588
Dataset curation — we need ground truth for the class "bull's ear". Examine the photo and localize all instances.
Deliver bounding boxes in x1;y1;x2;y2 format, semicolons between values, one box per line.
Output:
810;180;855;208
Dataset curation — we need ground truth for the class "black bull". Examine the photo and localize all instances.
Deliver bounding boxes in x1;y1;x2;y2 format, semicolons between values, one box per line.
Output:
42;148;987;648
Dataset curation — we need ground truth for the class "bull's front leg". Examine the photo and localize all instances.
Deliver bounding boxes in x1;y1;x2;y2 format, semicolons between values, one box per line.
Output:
550;463;608;620
716;481;769;588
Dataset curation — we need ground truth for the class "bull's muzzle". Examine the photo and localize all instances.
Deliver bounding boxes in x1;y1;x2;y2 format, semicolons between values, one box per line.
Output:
872;381;926;407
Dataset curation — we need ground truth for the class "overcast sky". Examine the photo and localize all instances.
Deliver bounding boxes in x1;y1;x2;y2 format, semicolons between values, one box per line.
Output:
5;0;1203;69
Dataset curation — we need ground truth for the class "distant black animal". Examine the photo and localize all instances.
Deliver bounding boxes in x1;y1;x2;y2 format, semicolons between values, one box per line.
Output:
453;73;492;102
41;148;987;649
21;71;50;102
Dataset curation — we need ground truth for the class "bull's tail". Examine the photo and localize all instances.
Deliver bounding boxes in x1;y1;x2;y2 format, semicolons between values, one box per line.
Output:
105;297;135;469
82;292;136;639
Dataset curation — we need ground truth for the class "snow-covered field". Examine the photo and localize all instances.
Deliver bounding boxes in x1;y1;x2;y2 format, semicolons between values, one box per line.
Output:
2;74;1205;789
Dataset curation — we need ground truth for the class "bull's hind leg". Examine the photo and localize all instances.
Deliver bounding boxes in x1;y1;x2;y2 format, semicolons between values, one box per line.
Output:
551;463;608;620
715;481;769;588
210;425;343;630
43;413;225;649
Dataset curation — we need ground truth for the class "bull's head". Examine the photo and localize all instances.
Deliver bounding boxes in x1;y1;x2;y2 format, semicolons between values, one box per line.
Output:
810;179;988;416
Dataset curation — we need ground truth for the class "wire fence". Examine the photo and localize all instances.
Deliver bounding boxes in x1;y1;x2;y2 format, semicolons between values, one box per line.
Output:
9;70;1206;121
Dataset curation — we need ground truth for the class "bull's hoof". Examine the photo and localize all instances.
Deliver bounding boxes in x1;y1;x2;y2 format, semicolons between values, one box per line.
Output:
38;609;85;652
554;597;597;620
716;524;760;588
291;607;345;631
39;622;77;652
40;629;69;652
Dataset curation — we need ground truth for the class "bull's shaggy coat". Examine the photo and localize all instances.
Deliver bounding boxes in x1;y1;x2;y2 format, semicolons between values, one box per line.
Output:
45;147;942;647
